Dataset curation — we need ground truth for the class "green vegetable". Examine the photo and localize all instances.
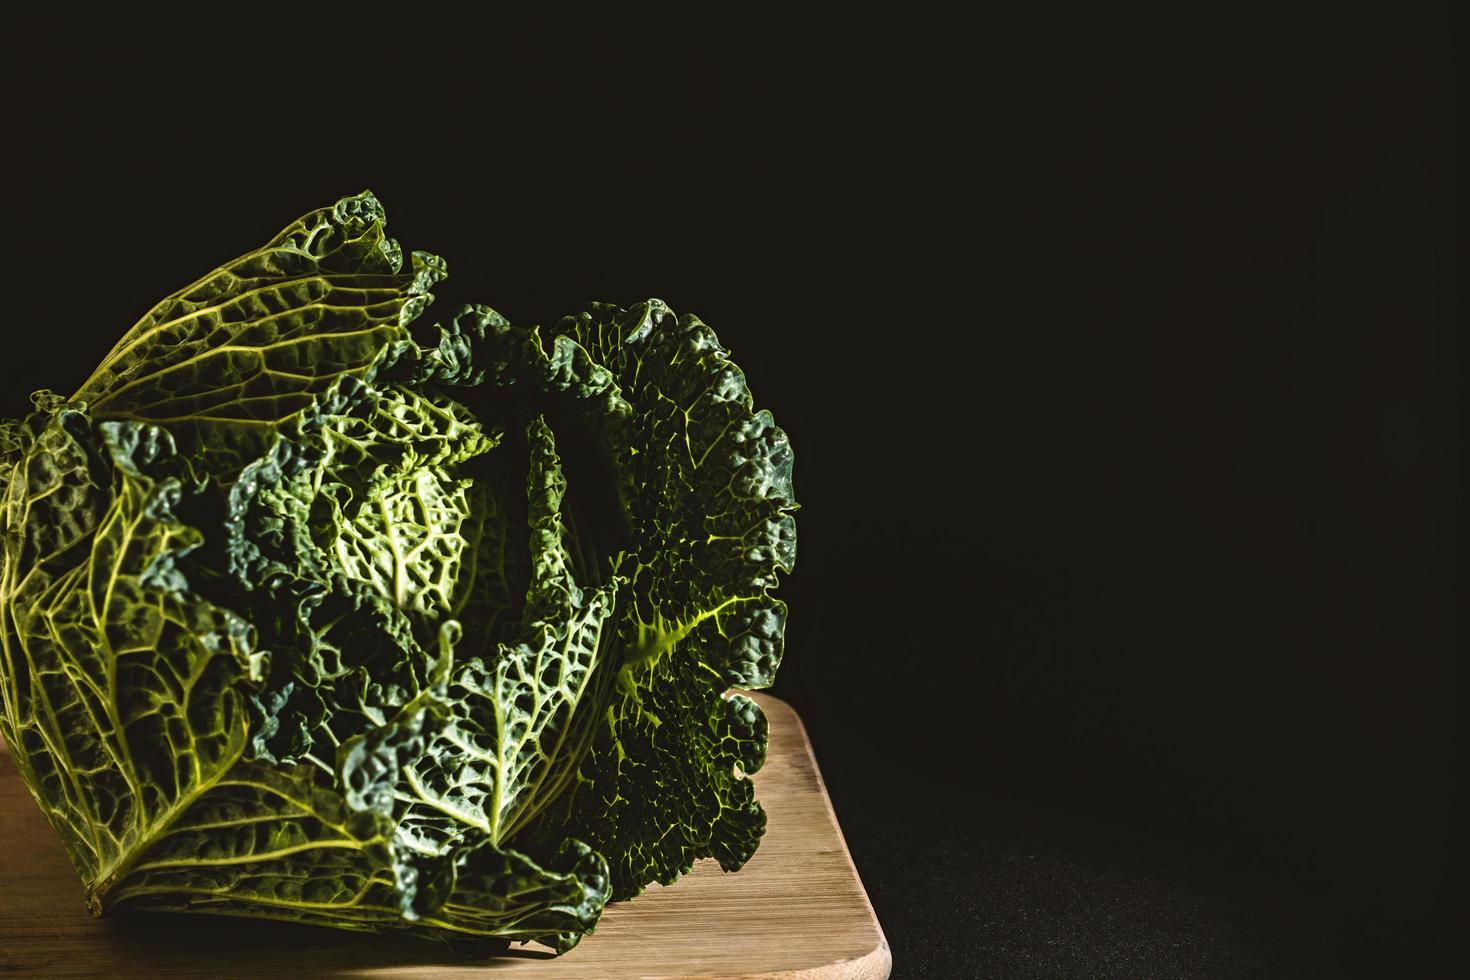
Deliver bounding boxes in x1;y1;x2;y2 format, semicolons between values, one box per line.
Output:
0;192;796;955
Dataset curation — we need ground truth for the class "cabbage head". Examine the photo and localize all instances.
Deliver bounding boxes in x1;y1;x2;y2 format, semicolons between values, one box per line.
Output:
0;192;796;955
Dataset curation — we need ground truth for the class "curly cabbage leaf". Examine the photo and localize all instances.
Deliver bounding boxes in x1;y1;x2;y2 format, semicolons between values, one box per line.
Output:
0;192;795;956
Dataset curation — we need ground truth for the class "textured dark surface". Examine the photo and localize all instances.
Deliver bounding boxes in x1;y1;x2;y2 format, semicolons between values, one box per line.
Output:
819;779;1453;978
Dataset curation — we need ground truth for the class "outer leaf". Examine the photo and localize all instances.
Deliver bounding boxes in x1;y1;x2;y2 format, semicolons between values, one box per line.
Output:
73;192;442;481
106;758;607;952
465;301;797;897
0;404;264;906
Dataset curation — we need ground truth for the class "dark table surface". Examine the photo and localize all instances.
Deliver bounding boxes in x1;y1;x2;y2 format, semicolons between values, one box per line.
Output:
809;743;1453;979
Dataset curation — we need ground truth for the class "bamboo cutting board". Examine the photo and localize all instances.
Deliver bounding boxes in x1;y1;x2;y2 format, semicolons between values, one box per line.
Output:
0;693;889;979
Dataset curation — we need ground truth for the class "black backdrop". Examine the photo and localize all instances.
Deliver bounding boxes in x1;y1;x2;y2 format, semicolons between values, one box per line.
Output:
3;14;1455;976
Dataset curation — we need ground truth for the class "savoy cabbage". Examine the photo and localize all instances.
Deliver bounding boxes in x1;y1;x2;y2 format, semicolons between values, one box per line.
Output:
0;192;796;955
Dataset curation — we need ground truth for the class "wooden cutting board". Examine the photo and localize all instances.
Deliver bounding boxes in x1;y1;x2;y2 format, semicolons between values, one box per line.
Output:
0;693;889;979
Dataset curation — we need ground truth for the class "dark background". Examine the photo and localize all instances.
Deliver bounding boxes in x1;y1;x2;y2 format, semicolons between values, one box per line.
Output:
4;13;1456;977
